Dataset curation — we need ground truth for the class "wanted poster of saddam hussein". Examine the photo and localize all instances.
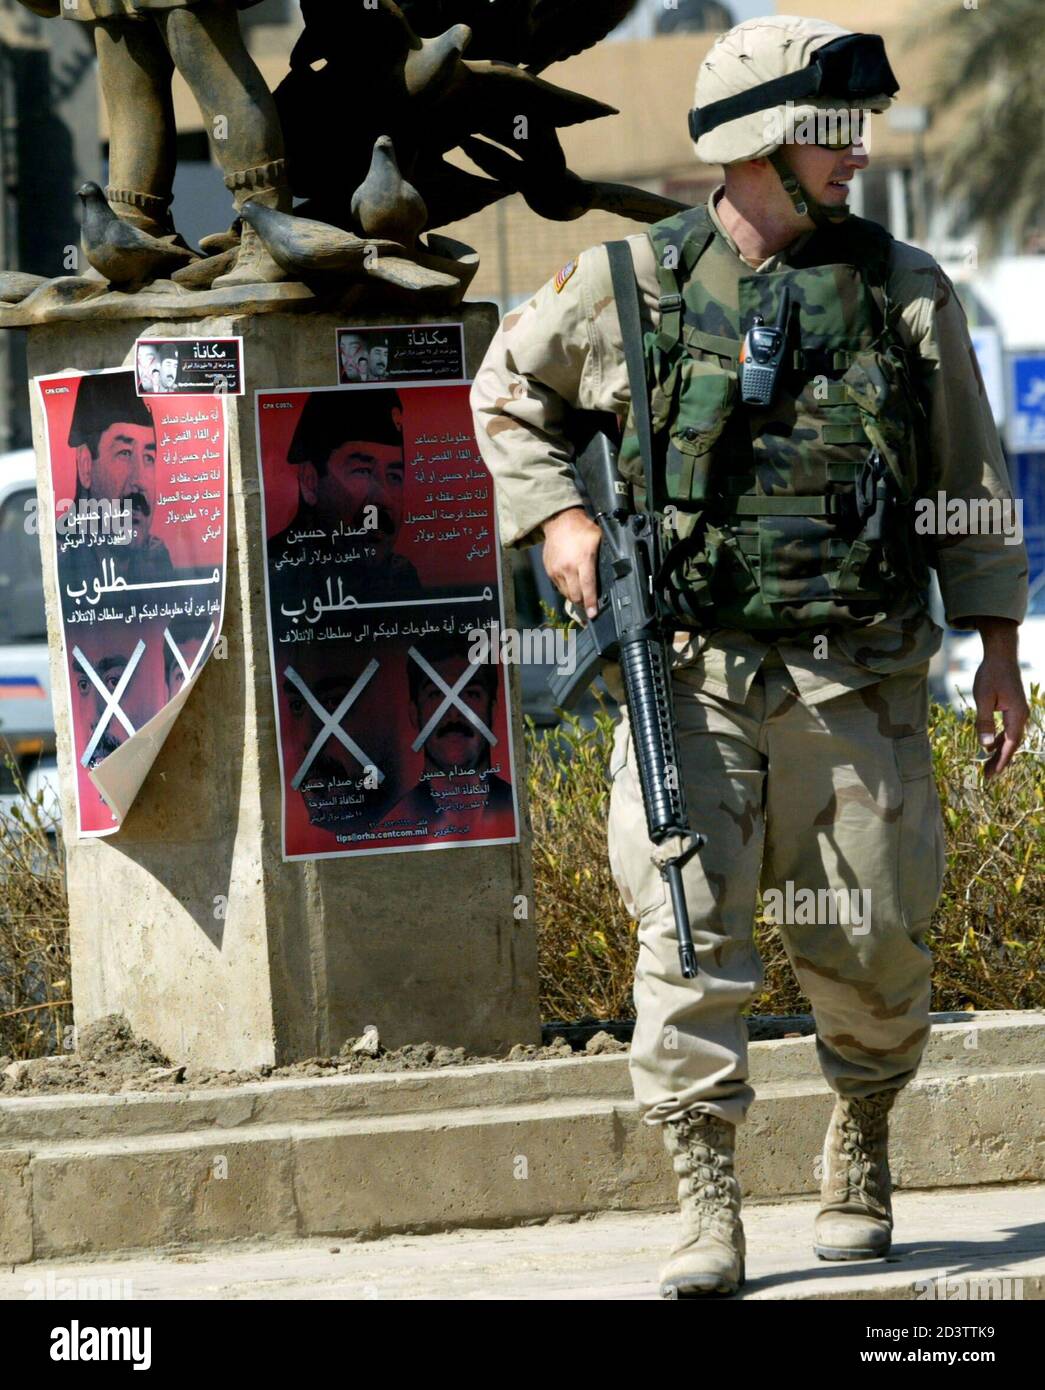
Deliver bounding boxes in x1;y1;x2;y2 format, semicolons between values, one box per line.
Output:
35;369;228;836
256;381;520;860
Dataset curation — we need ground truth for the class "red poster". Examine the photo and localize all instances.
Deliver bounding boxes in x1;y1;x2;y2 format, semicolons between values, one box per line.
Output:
256;382;519;859
35;369;228;836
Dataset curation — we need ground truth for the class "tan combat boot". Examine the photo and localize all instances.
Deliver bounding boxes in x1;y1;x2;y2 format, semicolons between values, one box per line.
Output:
814;1090;896;1261
213;159;292;287
659;1112;745;1298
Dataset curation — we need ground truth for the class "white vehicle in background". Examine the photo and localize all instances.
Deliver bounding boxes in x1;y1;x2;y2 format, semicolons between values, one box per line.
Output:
941;572;1045;710
0;449;60;827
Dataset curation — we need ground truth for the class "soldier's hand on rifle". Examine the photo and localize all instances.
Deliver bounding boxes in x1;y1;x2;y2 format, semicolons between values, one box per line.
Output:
542;506;602;620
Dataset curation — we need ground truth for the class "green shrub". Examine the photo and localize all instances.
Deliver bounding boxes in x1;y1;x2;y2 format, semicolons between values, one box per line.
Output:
529;692;1045;1023
0;770;70;1061
2;694;1041;1059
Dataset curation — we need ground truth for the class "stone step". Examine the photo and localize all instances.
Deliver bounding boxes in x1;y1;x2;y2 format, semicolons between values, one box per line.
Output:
2;1010;1039;1145
0;1015;1041;1264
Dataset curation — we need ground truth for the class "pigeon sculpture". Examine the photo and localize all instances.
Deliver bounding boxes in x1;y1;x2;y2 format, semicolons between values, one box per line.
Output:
397;0;640;72
238;203;373;278
239;199;465;297
351;137;429;247
77;183;198;287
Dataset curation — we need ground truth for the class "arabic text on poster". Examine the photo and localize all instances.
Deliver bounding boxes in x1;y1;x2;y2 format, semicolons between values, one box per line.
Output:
257;381;518;860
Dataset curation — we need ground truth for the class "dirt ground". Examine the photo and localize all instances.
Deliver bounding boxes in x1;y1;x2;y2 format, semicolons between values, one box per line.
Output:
0;1013;813;1097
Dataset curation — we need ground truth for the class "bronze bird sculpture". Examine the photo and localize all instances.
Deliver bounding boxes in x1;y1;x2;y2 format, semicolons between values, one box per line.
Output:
239;203;372;278
77;183;198;287
44;1;678;311
350;137;429;247
238;199;461;297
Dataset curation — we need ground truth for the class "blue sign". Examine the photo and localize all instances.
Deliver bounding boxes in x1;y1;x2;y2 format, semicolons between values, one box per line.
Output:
1010;453;1045;589
1009;357;1045;453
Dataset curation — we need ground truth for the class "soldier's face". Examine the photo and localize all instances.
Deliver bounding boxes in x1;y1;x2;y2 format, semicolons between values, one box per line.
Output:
79;421;157;548
159;357;178;389
783;139;869;213
413;657;494;776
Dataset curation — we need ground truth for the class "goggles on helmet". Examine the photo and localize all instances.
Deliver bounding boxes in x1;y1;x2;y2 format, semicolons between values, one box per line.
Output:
688;32;897;143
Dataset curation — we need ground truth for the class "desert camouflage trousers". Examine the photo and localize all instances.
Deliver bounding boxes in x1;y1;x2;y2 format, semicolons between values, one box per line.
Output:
610;651;946;1128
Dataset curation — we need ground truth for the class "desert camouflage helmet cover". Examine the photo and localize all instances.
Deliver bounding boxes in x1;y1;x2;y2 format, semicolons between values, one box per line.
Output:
691;15;898;165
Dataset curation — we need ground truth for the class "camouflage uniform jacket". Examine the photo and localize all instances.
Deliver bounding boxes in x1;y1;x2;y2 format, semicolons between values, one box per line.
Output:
469;188;1028;706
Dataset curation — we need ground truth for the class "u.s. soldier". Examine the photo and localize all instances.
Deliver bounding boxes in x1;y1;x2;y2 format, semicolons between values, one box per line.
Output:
470;15;1028;1297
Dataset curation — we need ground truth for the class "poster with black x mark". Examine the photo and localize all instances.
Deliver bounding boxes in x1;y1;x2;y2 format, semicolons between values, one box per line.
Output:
35;367;228;836
256;380;520;860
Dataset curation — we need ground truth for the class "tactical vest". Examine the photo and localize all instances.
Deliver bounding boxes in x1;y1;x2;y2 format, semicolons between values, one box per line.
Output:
617;205;931;634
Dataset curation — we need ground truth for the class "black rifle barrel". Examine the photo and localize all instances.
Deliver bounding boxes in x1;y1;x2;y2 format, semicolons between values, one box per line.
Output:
618;637;699;979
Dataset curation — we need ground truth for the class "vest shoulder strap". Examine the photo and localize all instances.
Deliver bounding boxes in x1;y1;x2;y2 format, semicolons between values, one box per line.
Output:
836;214;894;285
646;204;716;353
794;214;893;284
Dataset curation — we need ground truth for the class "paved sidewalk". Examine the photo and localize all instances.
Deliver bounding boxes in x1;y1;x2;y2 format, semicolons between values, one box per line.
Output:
2;1185;1041;1301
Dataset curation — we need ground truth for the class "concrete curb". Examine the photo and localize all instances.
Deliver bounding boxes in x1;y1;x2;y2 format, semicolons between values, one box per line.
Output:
5;1186;1042;1301
2;1011;1040;1144
1;1014;1042;1263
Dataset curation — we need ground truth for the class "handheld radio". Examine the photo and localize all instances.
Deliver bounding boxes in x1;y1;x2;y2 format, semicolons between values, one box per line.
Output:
739;287;791;407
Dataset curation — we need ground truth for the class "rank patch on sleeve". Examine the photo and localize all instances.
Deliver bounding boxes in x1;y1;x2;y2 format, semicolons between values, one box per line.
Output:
554;259;578;293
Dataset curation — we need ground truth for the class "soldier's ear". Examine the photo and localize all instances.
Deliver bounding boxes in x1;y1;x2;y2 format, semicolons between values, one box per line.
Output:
75;444;92;493
299;461;319;506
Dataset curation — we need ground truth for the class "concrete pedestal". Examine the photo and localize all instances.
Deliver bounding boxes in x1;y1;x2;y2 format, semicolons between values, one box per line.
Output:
28;304;539;1069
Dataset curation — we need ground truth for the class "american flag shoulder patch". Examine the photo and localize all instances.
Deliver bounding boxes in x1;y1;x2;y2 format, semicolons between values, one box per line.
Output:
554;259;578;293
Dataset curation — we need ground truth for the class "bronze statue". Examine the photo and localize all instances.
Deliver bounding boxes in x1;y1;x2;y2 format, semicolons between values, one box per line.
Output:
1;0;688;319
17;0;291;287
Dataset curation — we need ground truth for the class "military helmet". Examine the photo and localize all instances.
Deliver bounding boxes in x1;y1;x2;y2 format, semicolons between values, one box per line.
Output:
689;15;898;166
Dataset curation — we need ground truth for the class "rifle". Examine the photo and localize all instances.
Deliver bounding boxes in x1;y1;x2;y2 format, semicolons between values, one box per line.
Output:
548;412;704;979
